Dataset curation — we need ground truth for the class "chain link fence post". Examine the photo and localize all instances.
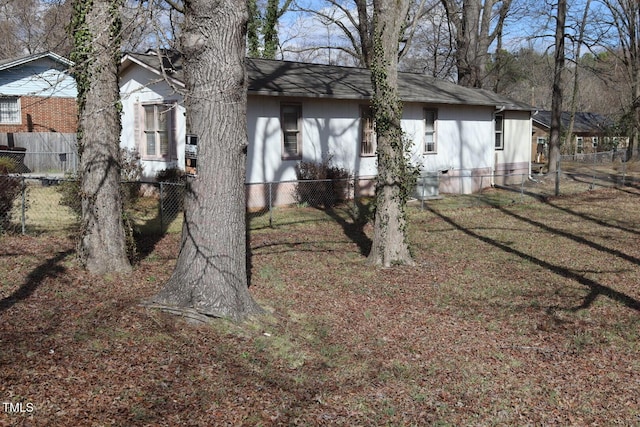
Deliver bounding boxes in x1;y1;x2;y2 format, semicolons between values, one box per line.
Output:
555;158;561;196
159;181;165;232
268;181;273;228
21;176;26;234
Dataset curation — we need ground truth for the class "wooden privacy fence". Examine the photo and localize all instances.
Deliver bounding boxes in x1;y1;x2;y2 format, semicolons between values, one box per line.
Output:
0;132;77;174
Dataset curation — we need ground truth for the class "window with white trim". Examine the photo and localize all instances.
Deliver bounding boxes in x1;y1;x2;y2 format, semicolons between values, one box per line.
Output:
494;113;504;150
360;106;376;156
424;109;437;154
281;103;302;159
576;136;584;153
0;97;21;124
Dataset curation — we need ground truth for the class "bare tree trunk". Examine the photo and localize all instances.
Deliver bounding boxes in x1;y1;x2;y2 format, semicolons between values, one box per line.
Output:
150;0;262;321
72;0;131;275
566;0;591;156
367;0;414;268
548;0;566;175
441;0;512;88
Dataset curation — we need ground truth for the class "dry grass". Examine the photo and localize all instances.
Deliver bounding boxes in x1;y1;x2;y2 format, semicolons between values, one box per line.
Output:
2;182;640;425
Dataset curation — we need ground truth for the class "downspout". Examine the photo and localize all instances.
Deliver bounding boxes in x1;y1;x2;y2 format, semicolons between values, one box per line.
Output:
492;105;506;187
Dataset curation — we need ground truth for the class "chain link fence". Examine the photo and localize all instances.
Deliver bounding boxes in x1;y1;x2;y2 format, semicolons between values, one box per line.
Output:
1;158;638;236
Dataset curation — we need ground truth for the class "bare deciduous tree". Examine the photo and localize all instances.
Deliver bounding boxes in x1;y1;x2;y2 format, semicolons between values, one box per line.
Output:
71;0;132;274
149;0;263;322
367;0;416;267
597;0;640;158
440;0;512;88
548;0;566;176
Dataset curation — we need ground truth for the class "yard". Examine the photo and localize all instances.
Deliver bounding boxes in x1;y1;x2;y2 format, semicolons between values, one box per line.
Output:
1;177;640;424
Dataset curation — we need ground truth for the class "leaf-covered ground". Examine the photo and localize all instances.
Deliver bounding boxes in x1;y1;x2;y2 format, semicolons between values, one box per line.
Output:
1;186;640;426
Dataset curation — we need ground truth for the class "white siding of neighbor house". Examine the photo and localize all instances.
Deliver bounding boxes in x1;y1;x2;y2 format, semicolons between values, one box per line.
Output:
0;58;76;98
119;64;186;178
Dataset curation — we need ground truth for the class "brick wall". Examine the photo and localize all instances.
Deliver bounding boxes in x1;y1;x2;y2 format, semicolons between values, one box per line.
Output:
0;96;77;134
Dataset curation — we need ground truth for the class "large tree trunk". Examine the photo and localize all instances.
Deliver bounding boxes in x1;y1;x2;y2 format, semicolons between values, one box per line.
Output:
548;0;566;176
367;0;414;268
72;0;131;275
441;0;511;89
150;0;262;321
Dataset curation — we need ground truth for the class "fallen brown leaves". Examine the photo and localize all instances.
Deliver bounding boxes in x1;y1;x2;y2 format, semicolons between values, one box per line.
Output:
1;187;640;426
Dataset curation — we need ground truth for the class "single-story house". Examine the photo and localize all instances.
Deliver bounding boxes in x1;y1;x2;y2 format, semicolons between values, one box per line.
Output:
532;110;625;162
0;51;78;173
119;51;534;206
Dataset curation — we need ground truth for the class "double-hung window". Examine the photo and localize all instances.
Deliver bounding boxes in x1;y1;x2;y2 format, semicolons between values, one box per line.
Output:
576;136;584;153
142;103;173;159
0;97;21;124
360;106;376;156
281;103;302;160
424;109;437;154
494;113;504;150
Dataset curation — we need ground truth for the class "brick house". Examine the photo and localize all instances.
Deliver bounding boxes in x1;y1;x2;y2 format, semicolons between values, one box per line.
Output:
0;52;78;173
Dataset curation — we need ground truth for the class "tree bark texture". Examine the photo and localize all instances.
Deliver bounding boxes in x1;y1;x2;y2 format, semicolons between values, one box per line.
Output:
151;0;262;321
441;0;511;89
548;0;566;174
368;0;414;268
74;0;131;275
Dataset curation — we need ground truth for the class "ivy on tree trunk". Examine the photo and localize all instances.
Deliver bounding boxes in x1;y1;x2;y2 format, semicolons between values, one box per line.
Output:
367;0;415;268
71;0;131;275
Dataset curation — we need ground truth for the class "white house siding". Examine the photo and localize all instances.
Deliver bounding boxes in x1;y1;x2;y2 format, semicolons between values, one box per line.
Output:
119;64;186;179
494;110;532;185
403;103;495;194
0;58;76;98
119;60;531;206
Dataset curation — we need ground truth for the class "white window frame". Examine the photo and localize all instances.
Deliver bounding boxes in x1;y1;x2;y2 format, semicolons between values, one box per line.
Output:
494;113;504;150
576;136;584;153
0;97;21;125
424;108;437;154
141;103;173;160
281;103;302;160
360;106;376;157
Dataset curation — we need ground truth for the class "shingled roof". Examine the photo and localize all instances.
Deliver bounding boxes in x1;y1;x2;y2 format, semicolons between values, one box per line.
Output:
122;51;533;111
533;110;614;134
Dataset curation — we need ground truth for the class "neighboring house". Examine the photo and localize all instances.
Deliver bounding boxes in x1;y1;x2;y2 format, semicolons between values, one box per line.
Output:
532;110;625;162
0;52;78;173
119;52;534;205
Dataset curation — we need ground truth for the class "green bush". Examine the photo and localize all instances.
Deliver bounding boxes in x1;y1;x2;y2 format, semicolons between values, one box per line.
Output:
0;157;21;233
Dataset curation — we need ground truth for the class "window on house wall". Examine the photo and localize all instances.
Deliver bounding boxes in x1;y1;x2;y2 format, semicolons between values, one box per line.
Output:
494;113;504;150
424;109;437;154
360;106;376;156
576;136;584;153
281;103;302;159
0;97;21;124
139;103;174;160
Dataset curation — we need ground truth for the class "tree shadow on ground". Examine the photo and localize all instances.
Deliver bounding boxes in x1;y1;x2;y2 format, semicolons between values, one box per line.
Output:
321;202;372;257
427;206;640;312
133;182;186;261
0;249;74;313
